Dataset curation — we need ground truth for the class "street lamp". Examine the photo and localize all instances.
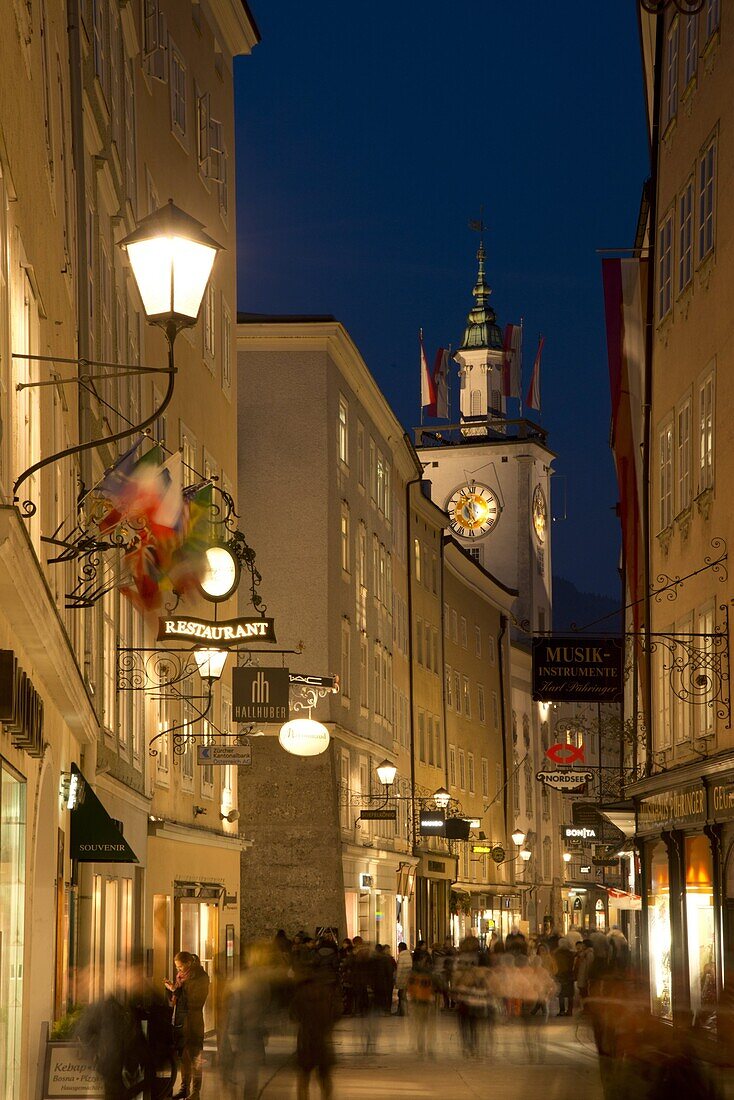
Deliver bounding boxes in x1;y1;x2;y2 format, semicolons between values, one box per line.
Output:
511;829;526;847
376;759;397;788
120;199;222;338
192;648;228;682
519;847;532;863
562;851;572;864
13;200;222;509
433;787;451;809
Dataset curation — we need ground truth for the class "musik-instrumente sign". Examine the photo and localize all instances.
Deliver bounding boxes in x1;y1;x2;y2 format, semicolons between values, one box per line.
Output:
157;615;276;645
536;769;593;792
532;636;623;702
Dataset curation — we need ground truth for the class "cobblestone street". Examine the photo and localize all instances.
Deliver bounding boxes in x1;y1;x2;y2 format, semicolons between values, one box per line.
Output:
200;1012;606;1100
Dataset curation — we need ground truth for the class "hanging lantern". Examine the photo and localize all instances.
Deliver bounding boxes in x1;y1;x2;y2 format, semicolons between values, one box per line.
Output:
278;718;330;757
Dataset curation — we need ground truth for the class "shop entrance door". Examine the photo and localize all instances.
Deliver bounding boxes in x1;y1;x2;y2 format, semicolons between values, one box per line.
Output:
176;899;219;1033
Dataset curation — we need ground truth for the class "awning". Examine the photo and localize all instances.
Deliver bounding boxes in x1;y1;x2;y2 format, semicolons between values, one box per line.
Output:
598;802;636;839
70;764;138;863
606;887;641;911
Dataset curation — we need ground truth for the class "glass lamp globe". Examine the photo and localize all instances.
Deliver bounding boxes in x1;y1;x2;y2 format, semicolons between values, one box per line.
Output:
433;787;451;810
511;829;526;847
520;848;532;862
120;200;222;329
563;851;572;864
200;544;240;602
193;648;228;682
376;759;397;787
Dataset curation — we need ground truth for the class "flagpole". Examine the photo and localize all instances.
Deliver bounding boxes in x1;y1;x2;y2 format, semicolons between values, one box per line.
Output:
419;327;424;427
447;343;452;423
518;317;524;420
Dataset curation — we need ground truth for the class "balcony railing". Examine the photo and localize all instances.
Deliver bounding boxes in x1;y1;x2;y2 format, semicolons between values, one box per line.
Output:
414;417;548;449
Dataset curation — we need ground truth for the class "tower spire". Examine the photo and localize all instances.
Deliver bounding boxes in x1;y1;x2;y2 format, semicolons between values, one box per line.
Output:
459;233;502;353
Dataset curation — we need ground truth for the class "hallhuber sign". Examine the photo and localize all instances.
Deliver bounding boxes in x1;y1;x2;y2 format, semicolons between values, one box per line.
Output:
232;667;290;723
157;616;276;645
532;636;623;702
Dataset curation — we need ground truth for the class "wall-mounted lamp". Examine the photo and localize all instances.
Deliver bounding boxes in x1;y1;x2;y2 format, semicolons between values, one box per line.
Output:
376;759;397;788
193;805;208;817
220;808;240;823
511;829;526;847
433;787;451;809
519;847;532;862
192;648;228;682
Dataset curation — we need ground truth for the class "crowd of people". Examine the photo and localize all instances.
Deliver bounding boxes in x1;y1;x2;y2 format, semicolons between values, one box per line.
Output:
72;921;724;1100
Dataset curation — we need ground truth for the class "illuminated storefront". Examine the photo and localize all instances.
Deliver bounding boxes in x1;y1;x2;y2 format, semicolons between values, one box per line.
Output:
635;776;733;1029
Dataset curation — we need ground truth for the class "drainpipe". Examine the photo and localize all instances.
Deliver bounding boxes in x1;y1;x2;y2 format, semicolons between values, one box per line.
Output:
641;9;664;777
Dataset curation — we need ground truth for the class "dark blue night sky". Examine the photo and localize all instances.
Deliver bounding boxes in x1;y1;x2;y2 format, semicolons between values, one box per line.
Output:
234;2;649;599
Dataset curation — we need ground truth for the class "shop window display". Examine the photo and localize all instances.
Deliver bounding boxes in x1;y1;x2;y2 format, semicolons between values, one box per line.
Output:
648;840;672;1020
0;766;26;1100
685;835;717;1030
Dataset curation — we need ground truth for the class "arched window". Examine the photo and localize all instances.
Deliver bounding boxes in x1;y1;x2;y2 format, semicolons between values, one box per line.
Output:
470;389;482;415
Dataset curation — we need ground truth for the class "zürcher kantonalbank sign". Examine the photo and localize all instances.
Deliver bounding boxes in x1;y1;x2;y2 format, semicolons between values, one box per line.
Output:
532;636;623;703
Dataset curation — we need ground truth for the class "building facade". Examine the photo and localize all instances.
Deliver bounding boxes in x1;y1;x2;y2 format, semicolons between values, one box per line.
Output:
608;0;731;1033
0;2;258;1094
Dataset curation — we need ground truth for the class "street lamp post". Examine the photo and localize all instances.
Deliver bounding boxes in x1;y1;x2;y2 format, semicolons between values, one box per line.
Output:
13;200;222;508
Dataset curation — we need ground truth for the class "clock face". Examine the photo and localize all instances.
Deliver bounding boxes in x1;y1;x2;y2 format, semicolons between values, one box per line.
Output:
532;485;548;543
447;483;500;538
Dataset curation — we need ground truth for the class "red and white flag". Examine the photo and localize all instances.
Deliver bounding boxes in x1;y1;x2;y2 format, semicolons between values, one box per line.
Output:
525;335;544;411
432;347;449;418
420;330;436;412
502;323;522;398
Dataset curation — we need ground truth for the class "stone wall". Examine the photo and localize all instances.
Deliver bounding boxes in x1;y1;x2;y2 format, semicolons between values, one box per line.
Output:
239;737;346;942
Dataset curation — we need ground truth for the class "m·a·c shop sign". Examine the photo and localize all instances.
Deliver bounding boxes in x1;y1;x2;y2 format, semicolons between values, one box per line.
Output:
532;636;623;703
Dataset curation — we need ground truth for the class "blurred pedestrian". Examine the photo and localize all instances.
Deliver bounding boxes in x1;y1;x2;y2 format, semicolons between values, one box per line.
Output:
607;926;630;974
552;937;575;1017
225;941;274;1100
574;939;595;1006
407;948;436;1056
373;944;395;1014
75;979;147;1100
395;943;412;1016
290;969;341;1100
165;951;210;1100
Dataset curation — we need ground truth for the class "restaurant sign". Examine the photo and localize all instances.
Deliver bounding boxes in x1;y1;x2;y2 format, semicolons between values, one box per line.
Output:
157;615;276;645
637;782;706;835
536;769;593;792
532;636;623;702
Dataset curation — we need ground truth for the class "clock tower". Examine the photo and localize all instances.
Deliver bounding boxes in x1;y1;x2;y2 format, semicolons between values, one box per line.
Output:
417;246;554;633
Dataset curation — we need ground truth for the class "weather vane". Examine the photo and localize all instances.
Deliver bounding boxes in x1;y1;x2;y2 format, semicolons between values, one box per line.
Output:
468;207;486;236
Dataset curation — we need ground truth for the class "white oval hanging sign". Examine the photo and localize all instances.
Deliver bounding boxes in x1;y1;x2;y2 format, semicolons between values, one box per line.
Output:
278;718;330;757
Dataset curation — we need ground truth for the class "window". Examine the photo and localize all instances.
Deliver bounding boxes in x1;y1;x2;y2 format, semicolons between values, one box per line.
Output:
413;538;421;582
697;604;715;738
369;440;377;502
656;633;673;750
698;137;716;261
470;389;482;416
357;523;367;629
340;504;350;573
424;624;431;672
543;837;552;881
675;614;693;744
142;0;167;81
460;616;468;649
92;0;108;94
678;180;693;292
664;18;679;126
373;643;381;718
659;420;674;530
475;625;482;658
359;635;368;710
496;762;502;798
418;711;426;763
481;758;489;799
487;635;496;665
524;762;533;813
449;745;456;788
478;685;486;724
434;720;442;768
454;672;461;715
491;690;500;730
196;88;211;175
458;750;466;790
416;618;423;665
698;372;714;493
102;591;116;735
357;422;365;486
462;676;471;718
445;665;452;708
385;464;392;522
200;718;213;790
156;697;170;775
181;681;194;785
443;603;449;637
683;14;697;86
468;753;475;794
341;620;351;701
451;609;458;644
705;0;720;40
427;715;434;766
169;39;187;141
677;401;691;513
658;213;673;319
432;628;439;674
339;751;351;829
338;395;348;464
376;453;385;512
221;305;231;390
203;281;216;365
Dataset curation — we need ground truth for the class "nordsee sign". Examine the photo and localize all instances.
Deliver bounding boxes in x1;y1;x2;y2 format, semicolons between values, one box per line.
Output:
536;769;594;792
532;636;623;702
157;616;276;645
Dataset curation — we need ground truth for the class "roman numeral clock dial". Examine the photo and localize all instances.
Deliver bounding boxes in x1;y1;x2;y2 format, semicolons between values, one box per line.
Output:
447;482;500;538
